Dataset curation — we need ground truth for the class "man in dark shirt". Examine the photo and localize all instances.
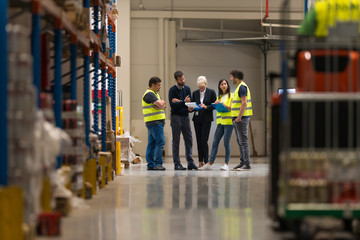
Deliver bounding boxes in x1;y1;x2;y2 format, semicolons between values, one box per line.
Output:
168;71;198;170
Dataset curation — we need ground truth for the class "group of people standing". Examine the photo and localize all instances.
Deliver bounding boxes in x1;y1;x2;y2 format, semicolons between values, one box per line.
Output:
141;70;252;171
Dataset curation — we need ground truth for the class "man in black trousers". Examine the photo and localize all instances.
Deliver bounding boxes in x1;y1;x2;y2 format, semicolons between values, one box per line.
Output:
168;71;198;170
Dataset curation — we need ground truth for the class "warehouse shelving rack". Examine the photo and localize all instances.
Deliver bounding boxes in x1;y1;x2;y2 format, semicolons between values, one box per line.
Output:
266;2;360;239
1;0;117;184
269;26;360;240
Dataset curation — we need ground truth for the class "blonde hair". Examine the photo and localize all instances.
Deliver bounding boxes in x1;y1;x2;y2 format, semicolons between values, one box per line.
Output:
197;76;207;87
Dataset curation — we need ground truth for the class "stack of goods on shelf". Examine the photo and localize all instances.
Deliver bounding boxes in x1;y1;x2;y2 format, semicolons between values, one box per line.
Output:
105;97;115;153
86;133;100;195
105;100;116;181
7;25;73;238
99;1;109;55
7;24;40;227
40;92;55;122
281;150;360;205
89;133;100;159
61;100;86;197
53;0;89;36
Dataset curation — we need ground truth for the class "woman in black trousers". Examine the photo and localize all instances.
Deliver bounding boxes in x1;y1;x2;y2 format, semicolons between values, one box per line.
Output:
191;76;216;168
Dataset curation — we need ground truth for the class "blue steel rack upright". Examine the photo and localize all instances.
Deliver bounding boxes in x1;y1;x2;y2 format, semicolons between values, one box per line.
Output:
108;21;116;132
101;61;107;151
93;2;100;136
70;34;77;101
54;18;63;168
32;1;41;107
0;0;8;186
84;0;90;147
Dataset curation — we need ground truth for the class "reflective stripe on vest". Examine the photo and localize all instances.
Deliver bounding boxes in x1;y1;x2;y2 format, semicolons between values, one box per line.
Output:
231;81;253;117
142;89;166;123
216;93;233;125
315;0;360;37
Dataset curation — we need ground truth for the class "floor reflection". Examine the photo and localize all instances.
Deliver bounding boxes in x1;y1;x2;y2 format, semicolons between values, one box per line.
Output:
146;176;164;208
134;172;254;210
36;163;302;240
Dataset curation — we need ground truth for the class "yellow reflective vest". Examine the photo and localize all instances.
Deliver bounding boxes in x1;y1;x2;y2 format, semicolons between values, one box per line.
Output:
315;0;360;37
216;93;233;125
142;89;166;123
231;81;253;118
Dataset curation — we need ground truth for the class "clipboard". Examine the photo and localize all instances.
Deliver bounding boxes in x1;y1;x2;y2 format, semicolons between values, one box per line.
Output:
211;103;229;112
185;102;202;110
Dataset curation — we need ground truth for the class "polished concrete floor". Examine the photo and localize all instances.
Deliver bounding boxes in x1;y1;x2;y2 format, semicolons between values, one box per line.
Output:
37;158;357;240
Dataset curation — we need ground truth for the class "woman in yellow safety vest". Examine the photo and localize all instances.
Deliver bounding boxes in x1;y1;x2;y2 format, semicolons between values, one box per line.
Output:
199;79;234;171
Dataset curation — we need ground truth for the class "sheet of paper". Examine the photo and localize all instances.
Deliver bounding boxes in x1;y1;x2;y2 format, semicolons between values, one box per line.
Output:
185;102;201;108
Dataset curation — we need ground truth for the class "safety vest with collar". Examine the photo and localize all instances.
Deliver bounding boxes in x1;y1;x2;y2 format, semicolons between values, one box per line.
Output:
142;89;166;123
315;0;360;37
231;81;253;118
216;93;233;125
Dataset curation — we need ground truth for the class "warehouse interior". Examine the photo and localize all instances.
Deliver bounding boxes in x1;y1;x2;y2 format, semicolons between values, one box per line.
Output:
1;0;360;240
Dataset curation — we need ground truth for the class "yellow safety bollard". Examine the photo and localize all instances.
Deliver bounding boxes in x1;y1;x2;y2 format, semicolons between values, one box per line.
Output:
116;106;124;175
99;153;107;189
85;158;97;195
107;155;113;182
40;174;51;212
0;186;23;240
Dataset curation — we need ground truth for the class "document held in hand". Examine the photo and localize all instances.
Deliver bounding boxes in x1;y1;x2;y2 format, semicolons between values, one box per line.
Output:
185;102;202;110
211;103;229;112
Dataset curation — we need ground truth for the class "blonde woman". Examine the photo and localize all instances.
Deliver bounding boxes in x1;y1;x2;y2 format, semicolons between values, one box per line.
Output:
191;76;216;168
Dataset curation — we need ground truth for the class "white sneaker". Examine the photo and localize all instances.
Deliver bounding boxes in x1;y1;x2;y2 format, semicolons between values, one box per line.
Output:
220;164;229;171
199;163;212;170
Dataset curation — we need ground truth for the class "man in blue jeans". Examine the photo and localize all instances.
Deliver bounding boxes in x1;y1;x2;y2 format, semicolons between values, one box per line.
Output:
230;70;253;170
168;71;198;170
142;77;166;170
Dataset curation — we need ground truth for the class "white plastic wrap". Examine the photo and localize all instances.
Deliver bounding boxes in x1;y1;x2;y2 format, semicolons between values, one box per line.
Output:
34;110;72;169
52;167;89;209
52;167;73;199
120;131;141;144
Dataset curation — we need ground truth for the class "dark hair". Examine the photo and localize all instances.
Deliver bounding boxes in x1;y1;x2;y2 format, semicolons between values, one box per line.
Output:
230;70;244;80
174;71;184;80
149;76;161;87
218;79;231;99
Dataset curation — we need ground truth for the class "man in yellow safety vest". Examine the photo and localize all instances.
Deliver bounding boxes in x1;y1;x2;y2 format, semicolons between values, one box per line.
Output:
142;77;166;170
230;70;253;171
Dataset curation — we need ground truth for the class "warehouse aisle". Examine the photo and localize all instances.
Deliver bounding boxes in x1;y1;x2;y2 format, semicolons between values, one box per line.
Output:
37;158;353;240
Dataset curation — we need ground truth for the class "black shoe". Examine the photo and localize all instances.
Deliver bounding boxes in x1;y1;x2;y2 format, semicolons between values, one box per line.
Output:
187;163;198;170
174;164;186;170
239;165;251;170
148;165;166;171
232;163;244;170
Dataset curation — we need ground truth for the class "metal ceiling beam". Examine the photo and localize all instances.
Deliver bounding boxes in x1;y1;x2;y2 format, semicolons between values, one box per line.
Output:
131;10;304;21
183;35;297;43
